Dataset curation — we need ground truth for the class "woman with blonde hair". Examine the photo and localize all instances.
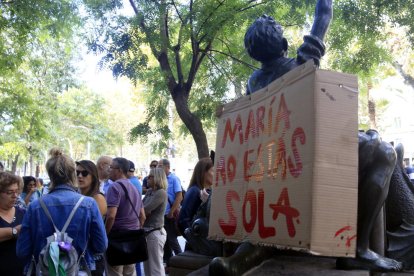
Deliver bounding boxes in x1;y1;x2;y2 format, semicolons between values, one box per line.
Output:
142;167;168;276
17;148;107;274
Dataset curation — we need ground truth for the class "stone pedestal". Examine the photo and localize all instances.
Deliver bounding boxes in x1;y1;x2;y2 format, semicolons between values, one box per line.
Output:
243;256;368;276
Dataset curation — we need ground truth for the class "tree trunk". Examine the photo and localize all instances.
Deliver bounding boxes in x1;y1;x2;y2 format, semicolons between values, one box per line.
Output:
367;82;377;129
35;163;40;177
172;92;210;159
12;154;19;174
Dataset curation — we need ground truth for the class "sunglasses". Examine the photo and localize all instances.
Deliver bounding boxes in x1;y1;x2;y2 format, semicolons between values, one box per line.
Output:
76;170;89;177
150;164;157;168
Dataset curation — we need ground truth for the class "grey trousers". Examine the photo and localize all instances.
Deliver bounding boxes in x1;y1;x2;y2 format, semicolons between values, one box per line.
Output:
144;228;167;276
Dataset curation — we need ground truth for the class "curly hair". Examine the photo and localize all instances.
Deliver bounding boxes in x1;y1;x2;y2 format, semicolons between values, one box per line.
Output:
244;15;286;62
22;176;37;193
0;171;23;192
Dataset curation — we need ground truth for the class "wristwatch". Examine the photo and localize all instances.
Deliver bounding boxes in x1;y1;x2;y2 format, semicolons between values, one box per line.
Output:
11;227;18;239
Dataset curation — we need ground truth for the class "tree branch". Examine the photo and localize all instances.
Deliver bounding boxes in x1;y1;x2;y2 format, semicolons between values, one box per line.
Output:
394;62;414;89
206;53;243;97
171;0;184;23
196;0;225;38
207;48;258;70
128;0;139;15
158;0;177;94
237;1;271;13
128;0;160;58
190;0;196;54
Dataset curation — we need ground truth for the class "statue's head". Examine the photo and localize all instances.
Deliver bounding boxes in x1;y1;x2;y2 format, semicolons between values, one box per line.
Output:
244;15;288;63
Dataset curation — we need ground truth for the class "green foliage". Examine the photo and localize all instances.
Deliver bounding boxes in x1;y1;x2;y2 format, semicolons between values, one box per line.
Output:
83;0;315;157
3;0;414;162
56;87;123;160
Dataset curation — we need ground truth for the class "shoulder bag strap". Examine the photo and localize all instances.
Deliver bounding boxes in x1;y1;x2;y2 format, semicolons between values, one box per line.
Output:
61;196;84;233
117;182;140;220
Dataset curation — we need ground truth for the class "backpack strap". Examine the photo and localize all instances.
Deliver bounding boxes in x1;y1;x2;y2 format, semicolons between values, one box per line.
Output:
39;197;59;233
62;196;84;233
39;196;85;233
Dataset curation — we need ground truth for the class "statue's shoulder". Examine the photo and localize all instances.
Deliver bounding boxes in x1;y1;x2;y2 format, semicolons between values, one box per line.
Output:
247;57;298;95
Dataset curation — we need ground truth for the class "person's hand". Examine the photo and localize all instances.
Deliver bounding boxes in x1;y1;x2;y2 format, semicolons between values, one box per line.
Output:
200;188;209;203
29;187;36;194
167;212;174;219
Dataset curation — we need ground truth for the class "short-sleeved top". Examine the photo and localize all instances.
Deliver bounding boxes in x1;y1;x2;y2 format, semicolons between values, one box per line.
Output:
142;176;149;190
129;176;142;195
102;179;114;194
106;179;143;231
0;207;26;275
406;166;414;181
165;173;182;215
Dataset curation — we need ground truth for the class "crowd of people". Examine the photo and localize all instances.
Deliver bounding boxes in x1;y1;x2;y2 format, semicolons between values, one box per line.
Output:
0;149;215;276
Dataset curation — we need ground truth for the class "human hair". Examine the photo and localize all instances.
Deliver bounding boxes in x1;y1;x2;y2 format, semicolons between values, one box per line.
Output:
0;172;22;192
97;155;112;166
189;157;214;189
22;176;37;193
113;157;130;176
244;15;287;62
76;160;100;196
46;148;77;191
159;158;170;167
150;168;167;190
150;160;158;167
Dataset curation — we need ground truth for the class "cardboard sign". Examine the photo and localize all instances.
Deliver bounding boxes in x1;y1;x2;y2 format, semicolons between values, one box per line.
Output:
209;61;358;257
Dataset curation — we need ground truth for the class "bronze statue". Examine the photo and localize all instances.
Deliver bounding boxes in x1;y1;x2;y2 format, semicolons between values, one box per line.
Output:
386;143;414;269
210;0;404;273
245;0;332;95
336;130;402;271
210;1;337;274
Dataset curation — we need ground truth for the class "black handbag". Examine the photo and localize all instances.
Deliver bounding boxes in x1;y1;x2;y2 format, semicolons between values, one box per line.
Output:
106;182;148;266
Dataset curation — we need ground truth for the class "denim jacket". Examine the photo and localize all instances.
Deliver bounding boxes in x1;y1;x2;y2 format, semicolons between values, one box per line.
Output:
16;184;108;270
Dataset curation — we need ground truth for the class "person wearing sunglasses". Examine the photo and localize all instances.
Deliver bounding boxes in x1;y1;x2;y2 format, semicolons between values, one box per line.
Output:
142;160;158;195
0;171;25;275
76;160;107;276
76;160;107;218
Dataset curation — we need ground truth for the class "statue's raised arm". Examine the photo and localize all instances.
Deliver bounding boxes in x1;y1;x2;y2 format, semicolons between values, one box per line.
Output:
245;0;333;94
311;0;333;40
